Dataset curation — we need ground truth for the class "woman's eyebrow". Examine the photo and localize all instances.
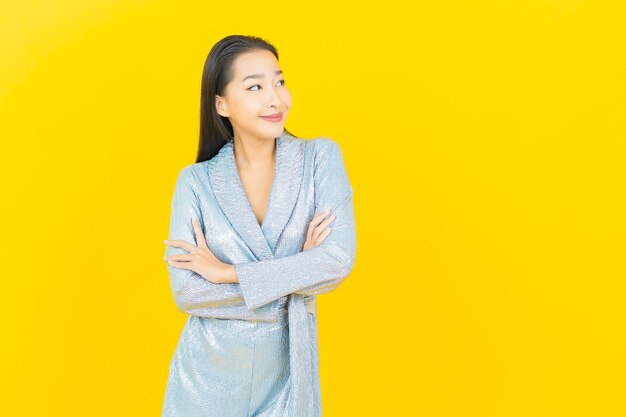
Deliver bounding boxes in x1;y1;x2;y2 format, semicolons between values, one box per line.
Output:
241;70;283;83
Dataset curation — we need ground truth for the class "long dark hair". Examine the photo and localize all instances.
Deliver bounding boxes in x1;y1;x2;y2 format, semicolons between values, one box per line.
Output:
196;34;297;163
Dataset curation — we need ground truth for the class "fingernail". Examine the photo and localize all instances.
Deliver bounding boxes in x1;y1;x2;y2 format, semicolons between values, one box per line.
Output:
164;240;169;243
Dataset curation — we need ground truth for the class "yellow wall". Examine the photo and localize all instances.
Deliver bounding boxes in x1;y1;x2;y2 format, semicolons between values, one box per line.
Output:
1;1;624;415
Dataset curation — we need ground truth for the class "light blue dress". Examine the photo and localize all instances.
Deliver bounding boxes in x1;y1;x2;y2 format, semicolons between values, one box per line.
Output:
162;133;356;417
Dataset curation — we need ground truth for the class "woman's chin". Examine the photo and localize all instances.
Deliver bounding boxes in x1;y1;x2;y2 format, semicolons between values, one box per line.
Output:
259;125;286;139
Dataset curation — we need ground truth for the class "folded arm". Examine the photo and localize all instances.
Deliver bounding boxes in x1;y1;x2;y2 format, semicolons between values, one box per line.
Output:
165;166;247;316
235;139;357;310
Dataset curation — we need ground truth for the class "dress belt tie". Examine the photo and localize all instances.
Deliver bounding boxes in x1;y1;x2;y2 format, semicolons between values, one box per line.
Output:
287;292;320;417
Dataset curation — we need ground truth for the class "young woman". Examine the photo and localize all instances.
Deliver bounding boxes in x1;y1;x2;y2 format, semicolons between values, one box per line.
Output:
161;35;356;417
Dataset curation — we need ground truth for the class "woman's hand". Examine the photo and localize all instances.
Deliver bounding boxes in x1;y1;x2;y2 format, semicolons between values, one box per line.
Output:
164;218;235;284
303;208;336;251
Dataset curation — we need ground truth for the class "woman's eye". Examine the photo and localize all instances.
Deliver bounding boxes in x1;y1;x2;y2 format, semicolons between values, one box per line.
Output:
247;80;286;91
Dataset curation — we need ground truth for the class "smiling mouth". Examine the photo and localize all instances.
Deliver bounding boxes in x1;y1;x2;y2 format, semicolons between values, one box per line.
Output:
261;112;283;118
260;112;284;121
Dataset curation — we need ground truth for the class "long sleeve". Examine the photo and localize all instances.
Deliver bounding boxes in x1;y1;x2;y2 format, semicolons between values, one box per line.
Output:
165;166;247;315
235;140;356;311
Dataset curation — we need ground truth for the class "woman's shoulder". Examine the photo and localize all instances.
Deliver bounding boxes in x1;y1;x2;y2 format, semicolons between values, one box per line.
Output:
308;136;336;150
173;161;206;189
302;136;344;169
290;135;340;162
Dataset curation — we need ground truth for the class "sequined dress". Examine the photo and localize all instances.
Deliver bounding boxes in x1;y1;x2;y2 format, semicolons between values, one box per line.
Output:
161;133;356;417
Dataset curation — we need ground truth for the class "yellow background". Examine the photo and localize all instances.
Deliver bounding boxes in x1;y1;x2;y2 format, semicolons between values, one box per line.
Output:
1;1;624;416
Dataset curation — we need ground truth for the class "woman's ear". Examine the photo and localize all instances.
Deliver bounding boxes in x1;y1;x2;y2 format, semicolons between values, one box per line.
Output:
215;95;228;117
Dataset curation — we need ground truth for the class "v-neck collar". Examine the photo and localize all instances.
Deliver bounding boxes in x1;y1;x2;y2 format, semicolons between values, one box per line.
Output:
231;136;278;231
207;133;305;260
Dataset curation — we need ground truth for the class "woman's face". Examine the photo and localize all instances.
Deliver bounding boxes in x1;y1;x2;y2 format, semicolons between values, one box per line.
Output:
216;49;292;142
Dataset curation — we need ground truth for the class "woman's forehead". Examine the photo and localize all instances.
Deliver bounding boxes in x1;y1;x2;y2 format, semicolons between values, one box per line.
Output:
233;51;282;81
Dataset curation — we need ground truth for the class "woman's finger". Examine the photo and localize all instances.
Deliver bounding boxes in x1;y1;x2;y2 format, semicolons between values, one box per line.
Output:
316;227;331;243
307;209;330;239
318;213;336;229
164;239;197;253
166;259;193;270
191;217;208;249
306;218;316;241
312;213;336;240
165;253;193;262
312;209;331;225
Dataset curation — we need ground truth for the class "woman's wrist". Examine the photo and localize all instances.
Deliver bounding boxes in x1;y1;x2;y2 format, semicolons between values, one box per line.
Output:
221;263;239;284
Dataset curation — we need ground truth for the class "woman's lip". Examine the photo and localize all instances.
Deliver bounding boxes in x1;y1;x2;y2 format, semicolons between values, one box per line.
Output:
260;112;283;121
